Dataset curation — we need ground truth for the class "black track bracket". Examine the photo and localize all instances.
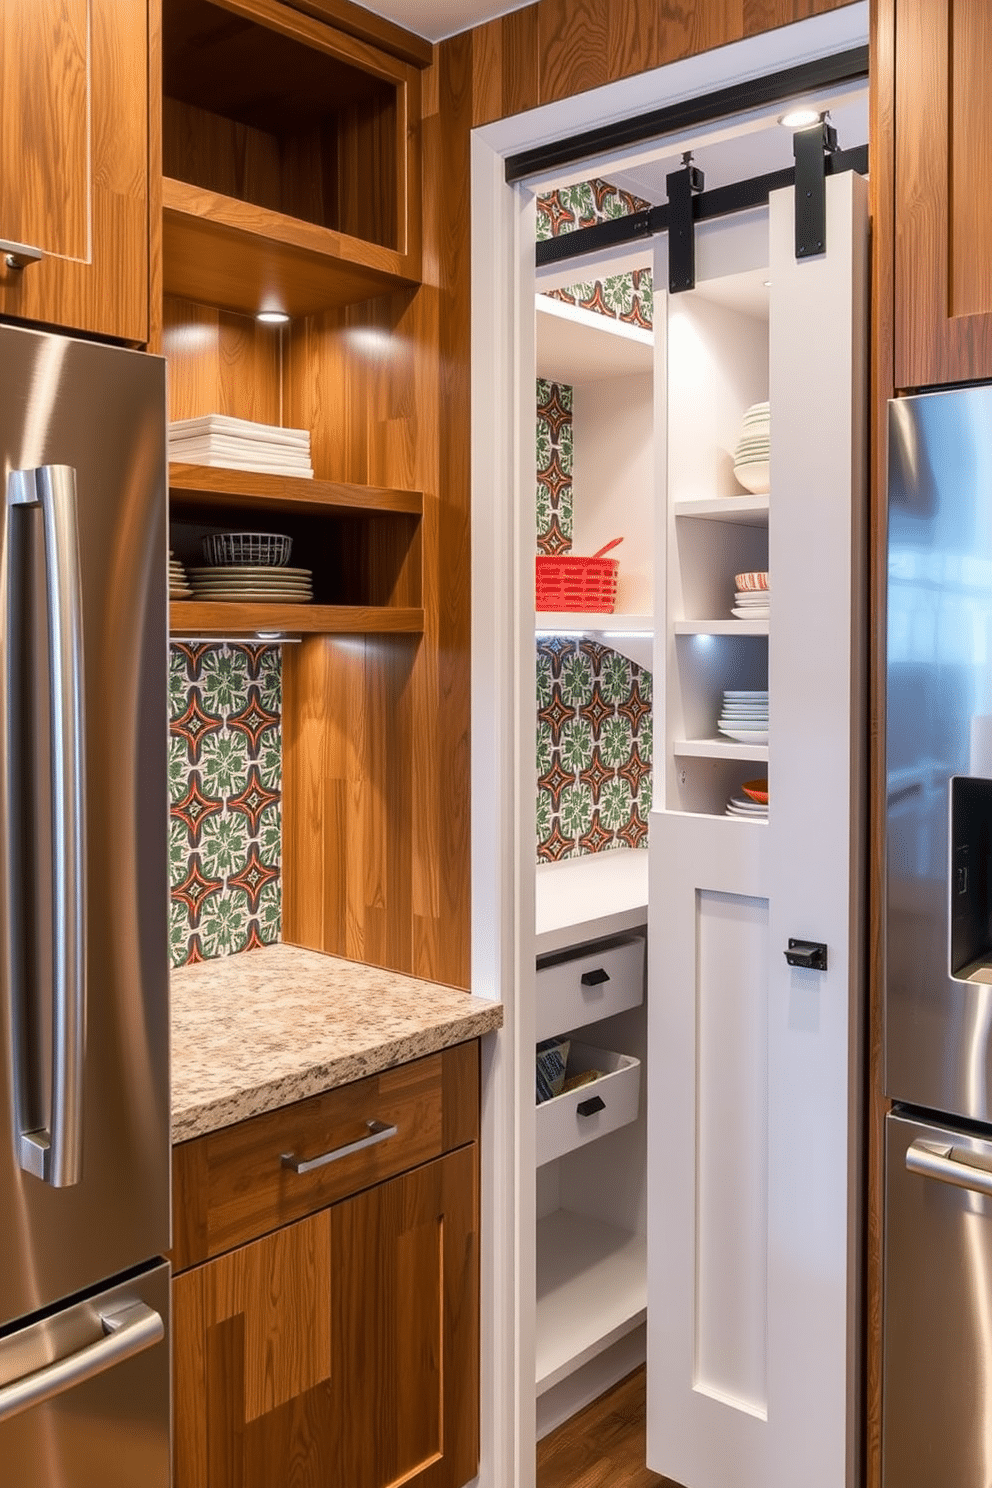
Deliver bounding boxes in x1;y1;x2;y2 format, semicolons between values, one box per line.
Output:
667;156;705;294
793;116;838;261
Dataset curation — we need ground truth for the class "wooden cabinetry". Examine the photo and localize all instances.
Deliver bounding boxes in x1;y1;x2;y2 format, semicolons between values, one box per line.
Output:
161;0;421;319
0;0;149;342
172;1044;480;1488
894;0;992;387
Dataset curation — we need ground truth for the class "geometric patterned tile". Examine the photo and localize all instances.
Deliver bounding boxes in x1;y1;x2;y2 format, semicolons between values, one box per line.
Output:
537;638;651;863
169;642;281;967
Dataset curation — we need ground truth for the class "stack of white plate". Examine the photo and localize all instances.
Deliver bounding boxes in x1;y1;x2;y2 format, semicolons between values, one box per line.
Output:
717;689;768;744
732;402;770;495
187;565;314;604
168;415;314;478
169;550;192;601
726;795;769;821
732;594;769;620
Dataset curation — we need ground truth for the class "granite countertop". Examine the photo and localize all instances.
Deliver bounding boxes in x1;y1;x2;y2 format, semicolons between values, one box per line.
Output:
171;943;503;1143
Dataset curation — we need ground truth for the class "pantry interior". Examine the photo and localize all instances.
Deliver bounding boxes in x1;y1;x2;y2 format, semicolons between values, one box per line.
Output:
470;10;870;1482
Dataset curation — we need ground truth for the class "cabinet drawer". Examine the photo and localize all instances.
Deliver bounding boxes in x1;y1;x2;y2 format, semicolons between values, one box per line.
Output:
536;1042;641;1167
536;936;644;1040
171;1042;478;1271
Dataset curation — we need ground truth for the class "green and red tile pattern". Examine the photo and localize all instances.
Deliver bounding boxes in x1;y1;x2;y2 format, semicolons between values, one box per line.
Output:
169;643;281;968
537;638;652;862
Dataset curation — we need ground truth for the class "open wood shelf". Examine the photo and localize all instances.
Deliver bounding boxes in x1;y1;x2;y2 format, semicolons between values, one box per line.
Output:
169;463;423;517
169;602;424;636
162;179;419;318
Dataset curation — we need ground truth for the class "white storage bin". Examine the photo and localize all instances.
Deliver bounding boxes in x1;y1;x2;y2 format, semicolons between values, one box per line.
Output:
536;1042;641;1167
535;935;644;1041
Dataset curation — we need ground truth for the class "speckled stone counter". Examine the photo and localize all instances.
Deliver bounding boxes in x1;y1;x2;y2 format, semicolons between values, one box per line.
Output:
171;943;503;1143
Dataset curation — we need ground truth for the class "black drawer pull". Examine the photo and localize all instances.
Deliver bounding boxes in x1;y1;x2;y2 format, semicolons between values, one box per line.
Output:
577;1095;606;1117
581;967;610;987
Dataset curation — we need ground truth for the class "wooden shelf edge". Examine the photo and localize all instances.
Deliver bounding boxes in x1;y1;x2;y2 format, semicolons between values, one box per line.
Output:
169;464;423;516
163;179;420;317
169;603;424;636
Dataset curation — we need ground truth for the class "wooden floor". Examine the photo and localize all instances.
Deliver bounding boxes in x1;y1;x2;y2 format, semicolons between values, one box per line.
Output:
536;1369;682;1488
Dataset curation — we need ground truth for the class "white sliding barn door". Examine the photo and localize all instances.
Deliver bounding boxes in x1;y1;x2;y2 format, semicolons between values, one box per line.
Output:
647;171;868;1488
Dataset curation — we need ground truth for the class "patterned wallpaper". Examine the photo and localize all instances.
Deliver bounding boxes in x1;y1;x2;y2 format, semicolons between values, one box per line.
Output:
535;177;654;864
537;378;573;556
537;177;654;330
169;643;282;967
537;638;651;862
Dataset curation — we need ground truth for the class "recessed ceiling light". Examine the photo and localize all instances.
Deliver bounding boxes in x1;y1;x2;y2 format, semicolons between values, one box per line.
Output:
763;280;772;288
256;309;290;325
779;107;821;129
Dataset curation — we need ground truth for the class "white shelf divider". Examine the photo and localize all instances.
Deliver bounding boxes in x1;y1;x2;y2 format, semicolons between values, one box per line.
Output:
673;495;769;524
535;1209;648;1394
673;618;769;636
535;611;653;633
673;738;769;762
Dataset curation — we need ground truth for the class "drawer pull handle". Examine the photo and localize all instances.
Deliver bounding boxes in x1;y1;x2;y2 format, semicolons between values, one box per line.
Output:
281;1120;398;1175
577;1095;606;1117
1;238;45;271
581;967;610;987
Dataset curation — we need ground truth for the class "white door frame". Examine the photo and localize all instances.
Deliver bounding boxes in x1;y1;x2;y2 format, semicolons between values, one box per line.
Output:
468;9;869;1486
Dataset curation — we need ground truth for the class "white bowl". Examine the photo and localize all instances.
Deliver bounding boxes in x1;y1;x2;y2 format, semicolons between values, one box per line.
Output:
733;459;770;494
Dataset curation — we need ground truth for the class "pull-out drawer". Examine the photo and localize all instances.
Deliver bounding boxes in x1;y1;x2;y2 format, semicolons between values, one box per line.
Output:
536;1042;641;1166
171;1041;479;1271
536;936;644;1040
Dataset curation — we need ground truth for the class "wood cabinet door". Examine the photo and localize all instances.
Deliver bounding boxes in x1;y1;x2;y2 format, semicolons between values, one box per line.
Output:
0;0;148;343
173;1144;479;1488
895;0;992;387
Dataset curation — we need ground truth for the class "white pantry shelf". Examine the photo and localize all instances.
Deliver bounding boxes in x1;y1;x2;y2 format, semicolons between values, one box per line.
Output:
673;618;768;637
673;738;769;762
673;494;769;524
536;295;653;384
535;1209;647;1394
536;613;654;669
535;848;648;956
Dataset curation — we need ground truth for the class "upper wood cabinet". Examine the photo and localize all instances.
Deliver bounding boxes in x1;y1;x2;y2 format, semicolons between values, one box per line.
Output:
0;0;148;343
160;0;423;318
895;0;992;387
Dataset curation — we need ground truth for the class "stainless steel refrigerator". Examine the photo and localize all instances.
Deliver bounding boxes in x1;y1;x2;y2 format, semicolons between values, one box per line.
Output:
884;383;992;1488
0;322;170;1483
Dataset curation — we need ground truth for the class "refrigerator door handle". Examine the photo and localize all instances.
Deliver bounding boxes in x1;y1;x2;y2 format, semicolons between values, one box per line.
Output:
0;1302;163;1426
6;465;87;1188
905;1137;992;1198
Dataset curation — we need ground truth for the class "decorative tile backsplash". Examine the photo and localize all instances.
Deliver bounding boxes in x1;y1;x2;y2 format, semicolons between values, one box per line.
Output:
536;178;650;240
169;643;282;968
537;378;574;555
546;269;653;329
537;177;654;330
537;638;651;861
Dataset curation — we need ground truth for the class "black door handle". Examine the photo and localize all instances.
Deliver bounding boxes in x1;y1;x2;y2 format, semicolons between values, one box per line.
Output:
784;938;828;971
581;967;610;986
577;1095;606;1117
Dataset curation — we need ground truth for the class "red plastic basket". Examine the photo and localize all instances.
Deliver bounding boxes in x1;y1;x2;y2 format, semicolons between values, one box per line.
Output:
536;538;623;613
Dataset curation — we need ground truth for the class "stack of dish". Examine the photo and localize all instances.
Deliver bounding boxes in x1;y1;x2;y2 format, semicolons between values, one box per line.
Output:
169;551;192;601
732;402;770;494
168;414;314;478
189;532;313;604
732;569;769;620
726;777;768;820
717;690;768;744
188;566;314;604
